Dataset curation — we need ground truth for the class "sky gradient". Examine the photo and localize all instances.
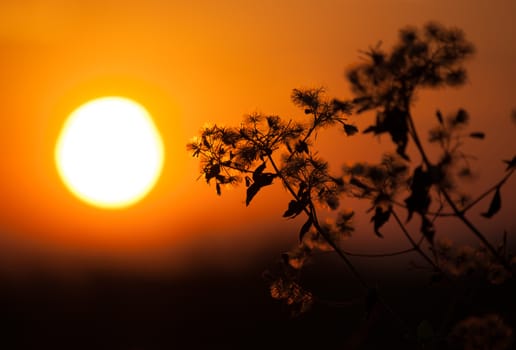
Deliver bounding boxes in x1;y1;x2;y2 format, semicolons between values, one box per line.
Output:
0;0;515;273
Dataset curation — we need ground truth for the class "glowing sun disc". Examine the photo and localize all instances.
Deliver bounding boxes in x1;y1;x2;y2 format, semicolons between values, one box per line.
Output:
55;97;164;209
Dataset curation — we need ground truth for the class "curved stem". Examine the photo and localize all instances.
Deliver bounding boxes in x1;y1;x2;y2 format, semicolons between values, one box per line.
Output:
266;154;369;290
391;210;439;271
339;247;416;258
309;202;369;290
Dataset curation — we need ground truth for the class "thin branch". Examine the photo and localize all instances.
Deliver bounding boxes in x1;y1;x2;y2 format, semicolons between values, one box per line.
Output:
284;111;320;163
390;199;456;217
223;163;254;174
341;247;416;258
391;209;439;271
460;168;514;214
406;112;513;273
442;189;513;273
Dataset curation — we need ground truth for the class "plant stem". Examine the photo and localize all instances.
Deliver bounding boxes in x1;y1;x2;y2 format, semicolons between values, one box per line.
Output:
406;113;513;273
339;247;416;258
460;168;514;214
266;154;370;290
391;209;439;271
390;165;513;217
270;152;409;334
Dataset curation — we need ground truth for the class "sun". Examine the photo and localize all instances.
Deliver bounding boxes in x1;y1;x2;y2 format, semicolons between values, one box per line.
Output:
55;97;164;209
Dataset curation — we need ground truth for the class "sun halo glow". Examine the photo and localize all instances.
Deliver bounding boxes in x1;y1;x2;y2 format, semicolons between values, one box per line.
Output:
55;97;164;209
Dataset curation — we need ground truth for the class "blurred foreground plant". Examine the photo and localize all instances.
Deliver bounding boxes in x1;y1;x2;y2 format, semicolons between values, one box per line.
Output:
187;23;515;349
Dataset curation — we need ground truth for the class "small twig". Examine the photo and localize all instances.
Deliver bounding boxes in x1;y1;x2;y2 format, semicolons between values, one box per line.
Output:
390;199;456;217
339;248;416;258
391;209;439;271
460;168;514;214
284;111;320;163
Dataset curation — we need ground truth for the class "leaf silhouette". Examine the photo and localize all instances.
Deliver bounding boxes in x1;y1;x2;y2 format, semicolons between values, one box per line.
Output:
450;108;469;126
343;124;359;136
216;183;221;196
295;141;309;154
363;108;409;160
332;98;352;114
405;166;432;222
436;110;443;124
202;136;210;148
350;177;372;191
362;125;377;134
481;187;501;218
246;183;262;206
420;216;435;243
352;96;374;113
299;218;312;242
252;162;266;181
283;200;305;218
246;171;276;206
503;156;516;171
205;164;220;183
469;132;485;139
296;182;307;198
370;206;391;238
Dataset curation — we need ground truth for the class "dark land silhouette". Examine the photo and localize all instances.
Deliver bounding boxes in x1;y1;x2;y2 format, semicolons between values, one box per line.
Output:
1;256;514;349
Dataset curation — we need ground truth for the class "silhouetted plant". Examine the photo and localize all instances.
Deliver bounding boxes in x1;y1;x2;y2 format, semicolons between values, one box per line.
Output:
448;314;513;350
188;22;515;349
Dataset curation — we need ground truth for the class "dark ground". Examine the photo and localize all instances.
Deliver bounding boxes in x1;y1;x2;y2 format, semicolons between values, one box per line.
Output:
1;255;514;350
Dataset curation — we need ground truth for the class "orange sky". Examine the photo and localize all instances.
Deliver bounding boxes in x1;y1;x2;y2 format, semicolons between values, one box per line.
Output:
0;0;515;272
